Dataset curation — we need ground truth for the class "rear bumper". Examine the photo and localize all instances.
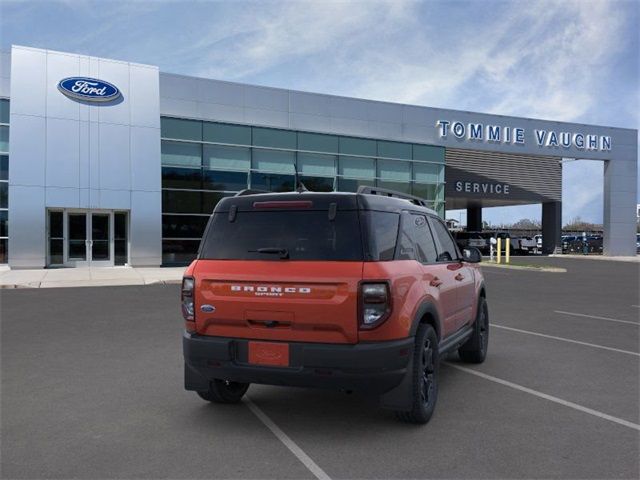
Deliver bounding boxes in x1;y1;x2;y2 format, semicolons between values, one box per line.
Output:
183;331;413;394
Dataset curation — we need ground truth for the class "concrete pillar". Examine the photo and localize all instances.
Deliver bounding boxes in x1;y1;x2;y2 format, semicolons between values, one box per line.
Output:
603;158;637;256
542;201;562;254
467;206;482;231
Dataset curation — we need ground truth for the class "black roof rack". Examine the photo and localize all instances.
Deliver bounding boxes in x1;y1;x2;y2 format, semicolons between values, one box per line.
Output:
234;189;270;197
356;186;429;207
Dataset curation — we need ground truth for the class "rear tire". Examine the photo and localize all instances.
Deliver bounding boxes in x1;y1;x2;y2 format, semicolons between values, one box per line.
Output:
197;379;249;404
458;297;489;363
395;324;439;424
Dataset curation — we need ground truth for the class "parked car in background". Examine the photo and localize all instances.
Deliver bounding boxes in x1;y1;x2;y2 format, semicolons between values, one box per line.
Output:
452;231;488;253
562;235;579;253
517;236;537;254
563;235;603;254
637;234;640;253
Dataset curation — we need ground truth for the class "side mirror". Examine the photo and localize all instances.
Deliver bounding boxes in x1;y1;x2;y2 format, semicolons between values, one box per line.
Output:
462;247;482;263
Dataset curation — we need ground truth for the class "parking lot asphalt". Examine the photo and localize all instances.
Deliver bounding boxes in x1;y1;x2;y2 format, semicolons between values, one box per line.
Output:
1;257;639;479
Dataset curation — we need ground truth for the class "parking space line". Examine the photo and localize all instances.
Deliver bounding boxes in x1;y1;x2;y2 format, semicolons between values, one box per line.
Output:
245;397;331;480
554;310;640;326
491;324;640;357
447;364;640;431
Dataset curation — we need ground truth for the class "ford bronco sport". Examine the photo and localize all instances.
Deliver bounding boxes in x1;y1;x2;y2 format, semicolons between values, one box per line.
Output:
182;187;488;423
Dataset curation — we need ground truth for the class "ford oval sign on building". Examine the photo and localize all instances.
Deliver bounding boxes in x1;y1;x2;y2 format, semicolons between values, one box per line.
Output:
57;77;121;102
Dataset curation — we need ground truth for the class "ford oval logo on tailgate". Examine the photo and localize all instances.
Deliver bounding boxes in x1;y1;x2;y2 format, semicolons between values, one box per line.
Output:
58;77;121;102
200;304;215;313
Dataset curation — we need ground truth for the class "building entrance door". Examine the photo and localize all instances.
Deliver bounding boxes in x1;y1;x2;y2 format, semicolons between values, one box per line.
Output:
46;210;129;267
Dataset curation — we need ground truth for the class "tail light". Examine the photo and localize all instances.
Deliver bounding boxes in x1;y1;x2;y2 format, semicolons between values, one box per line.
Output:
359;282;392;329
181;276;195;321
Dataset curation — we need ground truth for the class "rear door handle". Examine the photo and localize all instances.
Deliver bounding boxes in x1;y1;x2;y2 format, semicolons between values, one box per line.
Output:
455;273;464;281
430;277;443;287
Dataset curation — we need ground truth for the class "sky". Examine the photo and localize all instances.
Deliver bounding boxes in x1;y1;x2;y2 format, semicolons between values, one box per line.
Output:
1;0;638;226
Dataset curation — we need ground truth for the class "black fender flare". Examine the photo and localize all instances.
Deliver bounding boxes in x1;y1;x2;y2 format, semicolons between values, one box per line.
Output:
478;280;487;299
409;301;442;340
380;300;441;412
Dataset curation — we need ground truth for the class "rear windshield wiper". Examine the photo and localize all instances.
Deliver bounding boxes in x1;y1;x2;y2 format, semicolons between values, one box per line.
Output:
248;247;290;259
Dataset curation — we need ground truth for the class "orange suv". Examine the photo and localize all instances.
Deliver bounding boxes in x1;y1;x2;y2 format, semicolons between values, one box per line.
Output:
182;187;488;423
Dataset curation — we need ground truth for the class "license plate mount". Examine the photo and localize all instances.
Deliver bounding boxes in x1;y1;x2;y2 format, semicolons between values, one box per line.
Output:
248;341;290;367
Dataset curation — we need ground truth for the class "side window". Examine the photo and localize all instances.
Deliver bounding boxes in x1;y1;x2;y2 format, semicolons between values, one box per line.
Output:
396;213;438;263
411;214;438;263
396;214;416;261
429;217;459;262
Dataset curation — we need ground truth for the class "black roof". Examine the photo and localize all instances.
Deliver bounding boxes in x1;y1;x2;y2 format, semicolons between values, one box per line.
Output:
213;190;439;216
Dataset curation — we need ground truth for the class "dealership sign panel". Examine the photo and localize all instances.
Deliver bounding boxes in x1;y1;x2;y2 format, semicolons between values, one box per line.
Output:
436;120;612;152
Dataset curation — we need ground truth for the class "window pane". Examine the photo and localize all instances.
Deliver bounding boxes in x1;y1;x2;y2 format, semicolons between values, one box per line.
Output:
337;178;374;192
161;117;201;141
411;215;438;263
378;160;411;181
202;170;247;191
162;215;209;239
200;211;363;261
362;211;399;261
162;167;202;189
68;214;86;260
338;156;375;179
0;155;7;180
161;141;201;167
0;238;6;263
0;183;7;208
376;180;411;194
162;239;200;265
297;153;336;177
115;240;127;265
412;182;440;201
49;211;63;238
203;144;250;171
49;239;63;265
114;213;128;266
378;141;411;160
339;137;376;156
115;213;127;239
202;192;234;214
251;172;295;192
252;127;296;149
0;126;8;153
298;132;338;153
162;190;201;214
252;149;295;174
413;162;443;183
203;122;251;145
0;210;7;237
0;99;9;124
413;144;445;163
430;217;459;261
299;176;334;192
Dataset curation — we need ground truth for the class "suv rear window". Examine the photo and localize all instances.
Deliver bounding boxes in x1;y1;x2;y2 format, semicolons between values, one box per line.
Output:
199;210;363;261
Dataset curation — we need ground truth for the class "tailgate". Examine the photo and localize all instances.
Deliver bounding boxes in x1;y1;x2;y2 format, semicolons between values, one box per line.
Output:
193;260;363;344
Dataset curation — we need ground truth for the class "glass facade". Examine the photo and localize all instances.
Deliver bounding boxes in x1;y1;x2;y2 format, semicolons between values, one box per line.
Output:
0;99;8;264
160;116;445;265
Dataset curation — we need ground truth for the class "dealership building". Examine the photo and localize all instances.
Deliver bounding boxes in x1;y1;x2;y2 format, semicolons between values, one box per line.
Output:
0;45;637;268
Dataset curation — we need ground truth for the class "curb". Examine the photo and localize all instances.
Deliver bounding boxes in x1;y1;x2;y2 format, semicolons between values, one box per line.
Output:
481;262;567;273
0;279;183;289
